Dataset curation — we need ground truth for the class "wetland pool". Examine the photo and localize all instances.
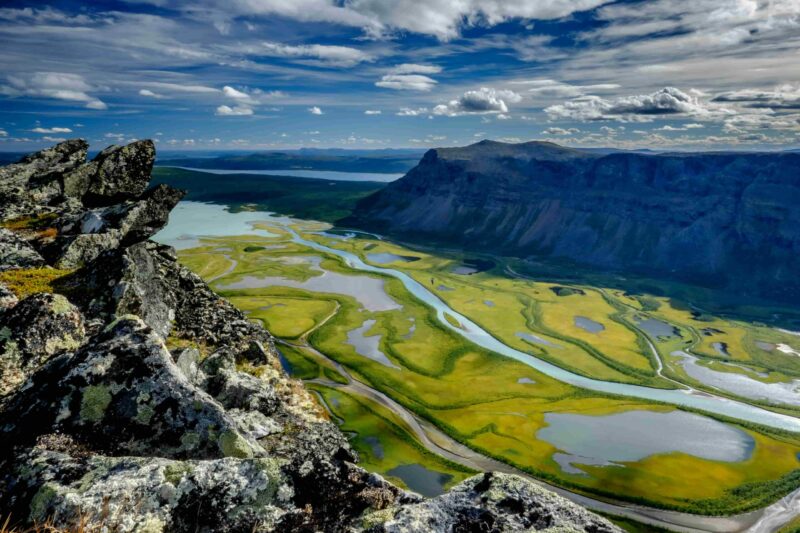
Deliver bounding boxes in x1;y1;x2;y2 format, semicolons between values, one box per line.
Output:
538;410;754;475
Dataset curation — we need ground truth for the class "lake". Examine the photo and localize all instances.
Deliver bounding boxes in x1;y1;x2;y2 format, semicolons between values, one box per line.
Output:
167;166;403;183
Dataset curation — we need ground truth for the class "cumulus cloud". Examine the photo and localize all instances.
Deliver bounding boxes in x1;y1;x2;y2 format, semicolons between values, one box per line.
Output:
215;104;254;116
138;89;163;98
258;42;373;67
31;127;72;134
433;87;521;116
713;84;800;109
0;129;7;137
41;136;67;142
308;106;323;115
546;87;729;122
364;109;381;115
0;72;107;110
376;74;437;91
543;127;580;135
223;85;250;99
396;107;429;116
513;79;621;99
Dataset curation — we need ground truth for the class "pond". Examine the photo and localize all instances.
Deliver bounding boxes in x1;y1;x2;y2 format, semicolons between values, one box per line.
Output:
367;252;419;264
538;409;754;476
516;332;561;348
674;351;800;406
636;317;678;338
574;316;605;334
712;342;730;357
346;319;400;369
219;263;400;312
387;464;453;497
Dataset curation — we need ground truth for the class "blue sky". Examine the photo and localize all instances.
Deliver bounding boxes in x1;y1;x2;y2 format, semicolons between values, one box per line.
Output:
1;0;799;151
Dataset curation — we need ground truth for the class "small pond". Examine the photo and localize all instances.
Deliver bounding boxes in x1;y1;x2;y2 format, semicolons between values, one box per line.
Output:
387;464;453;497
574;316;605;334
367;252;419;264
346;319;400;369
636;317;678;338
516;332;561;348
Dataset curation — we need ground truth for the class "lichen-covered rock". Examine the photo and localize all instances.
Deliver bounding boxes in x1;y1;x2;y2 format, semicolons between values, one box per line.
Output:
52;184;184;268
370;472;621;533
0;448;293;532
0;317;261;460
83;140;156;206
0;292;85;396
0;140;88;220
0;228;46;271
66;242;178;337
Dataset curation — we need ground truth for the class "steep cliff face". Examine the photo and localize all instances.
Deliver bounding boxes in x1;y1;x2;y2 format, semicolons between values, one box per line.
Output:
0;140;619;533
347;140;800;302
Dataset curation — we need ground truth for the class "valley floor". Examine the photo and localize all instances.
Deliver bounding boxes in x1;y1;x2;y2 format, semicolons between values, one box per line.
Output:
160;203;800;531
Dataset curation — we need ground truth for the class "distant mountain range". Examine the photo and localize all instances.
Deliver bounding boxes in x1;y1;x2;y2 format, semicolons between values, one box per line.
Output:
158;149;424;174
344;140;800;303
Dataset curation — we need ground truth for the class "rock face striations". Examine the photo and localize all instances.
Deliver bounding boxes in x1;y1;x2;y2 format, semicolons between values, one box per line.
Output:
346;140;800;303
0;140;619;532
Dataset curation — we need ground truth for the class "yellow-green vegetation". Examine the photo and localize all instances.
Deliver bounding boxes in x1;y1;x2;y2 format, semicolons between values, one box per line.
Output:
0;267;73;299
1;213;58;231
308;383;475;493
175;224;800;515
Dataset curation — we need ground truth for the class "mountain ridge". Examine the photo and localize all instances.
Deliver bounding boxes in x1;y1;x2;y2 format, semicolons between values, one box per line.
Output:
344;140;800;303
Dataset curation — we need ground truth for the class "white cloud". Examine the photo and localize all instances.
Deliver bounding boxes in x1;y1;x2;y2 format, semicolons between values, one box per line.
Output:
0;129;7;137
258;41;373;67
513;79;621;99
391;63;442;74
376;74;437;91
543;127;580;135
433;87;522;116
0;72;107;110
138;89;163;98
396;107;429;116
31;127;72;134
545;87;731;122
215;104;254;116
223;86;250;99
364;109;382;115
308;106;323;115
42;136;67;142
713;84;800;110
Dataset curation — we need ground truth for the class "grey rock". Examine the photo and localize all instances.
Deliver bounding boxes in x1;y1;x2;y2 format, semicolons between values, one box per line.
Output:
2;448;293;533
0;228;45;271
0;316;262;460
53;184;184;268
0;282;18;311
0;292;85;397
66;242;178;337
0;140;88;220
206;368;279;415
371;472;621;533
84;140;156;206
175;347;204;384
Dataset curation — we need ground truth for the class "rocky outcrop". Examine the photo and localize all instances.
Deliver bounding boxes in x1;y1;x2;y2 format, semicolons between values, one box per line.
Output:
0;140;619;532
347;140;800;304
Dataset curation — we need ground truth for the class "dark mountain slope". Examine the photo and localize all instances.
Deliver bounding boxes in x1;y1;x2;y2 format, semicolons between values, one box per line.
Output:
345;140;800;303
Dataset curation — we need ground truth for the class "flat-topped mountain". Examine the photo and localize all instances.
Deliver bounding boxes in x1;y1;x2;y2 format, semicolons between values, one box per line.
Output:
345;140;800;303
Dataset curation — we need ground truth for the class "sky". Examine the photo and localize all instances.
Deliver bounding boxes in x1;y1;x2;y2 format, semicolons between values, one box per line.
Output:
0;0;799;152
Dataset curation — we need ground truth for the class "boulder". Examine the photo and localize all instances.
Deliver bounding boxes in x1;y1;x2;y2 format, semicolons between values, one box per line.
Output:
0;448;294;533
370;472;621;532
53;184;184;268
0;317;262;460
0;292;85;396
83;140;156;206
0;228;46;271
